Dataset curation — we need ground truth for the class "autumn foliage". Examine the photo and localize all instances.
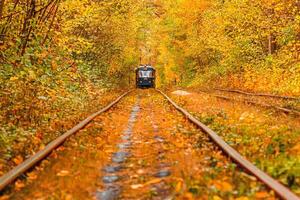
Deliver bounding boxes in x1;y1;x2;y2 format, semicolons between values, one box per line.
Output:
0;0;299;182
150;0;300;94
0;0;145;172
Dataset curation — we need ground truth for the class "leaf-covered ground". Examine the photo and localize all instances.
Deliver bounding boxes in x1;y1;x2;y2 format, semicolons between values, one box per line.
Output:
3;90;277;199
169;89;300;195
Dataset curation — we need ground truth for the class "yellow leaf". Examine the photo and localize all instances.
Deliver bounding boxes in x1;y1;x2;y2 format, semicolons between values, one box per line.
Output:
213;195;222;200
235;197;249;200
130;184;144;189
221;181;233;192
10;76;18;81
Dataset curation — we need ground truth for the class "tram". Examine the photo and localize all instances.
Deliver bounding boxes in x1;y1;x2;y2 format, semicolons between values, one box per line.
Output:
135;65;156;88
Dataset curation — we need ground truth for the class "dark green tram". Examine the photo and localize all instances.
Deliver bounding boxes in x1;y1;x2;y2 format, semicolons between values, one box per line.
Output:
135;65;156;88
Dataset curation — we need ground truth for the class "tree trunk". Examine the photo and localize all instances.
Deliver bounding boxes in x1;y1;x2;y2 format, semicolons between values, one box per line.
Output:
268;33;276;54
41;0;60;46
19;0;36;55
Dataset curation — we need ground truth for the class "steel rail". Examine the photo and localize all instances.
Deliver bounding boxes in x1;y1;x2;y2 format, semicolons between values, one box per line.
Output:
0;91;131;191
212;94;300;116
156;89;300;200
214;88;300;100
197;90;300;116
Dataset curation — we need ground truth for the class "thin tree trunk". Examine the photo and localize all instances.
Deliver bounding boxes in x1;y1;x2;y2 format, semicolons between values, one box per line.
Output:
20;0;36;55
0;0;19;43
41;0;60;46
268;33;276;54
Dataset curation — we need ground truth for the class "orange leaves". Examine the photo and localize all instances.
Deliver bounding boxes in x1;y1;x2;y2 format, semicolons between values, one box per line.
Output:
0;195;10;200
13;155;24;165
175;180;183;193
14;180;25;190
289;144;300;155
211;180;233;192
235;197;249;200
255;191;274;199
27;171;38;180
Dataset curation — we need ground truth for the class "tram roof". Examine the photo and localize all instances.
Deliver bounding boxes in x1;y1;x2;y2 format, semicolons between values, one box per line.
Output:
135;65;155;71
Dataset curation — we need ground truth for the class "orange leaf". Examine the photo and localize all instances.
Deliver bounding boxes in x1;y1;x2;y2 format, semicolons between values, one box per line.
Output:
15;180;25;190
13;155;23;165
56;170;70;177
27;172;38;180
255;191;270;198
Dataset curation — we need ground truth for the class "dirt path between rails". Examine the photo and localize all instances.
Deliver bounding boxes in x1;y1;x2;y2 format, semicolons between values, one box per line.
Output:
5;89;276;199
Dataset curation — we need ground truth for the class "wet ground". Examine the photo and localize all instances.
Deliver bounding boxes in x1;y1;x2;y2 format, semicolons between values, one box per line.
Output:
5;89;276;199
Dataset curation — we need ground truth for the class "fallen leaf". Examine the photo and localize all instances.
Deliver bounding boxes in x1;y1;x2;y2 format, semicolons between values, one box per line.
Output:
65;194;73;200
56;170;70;177
130;184;144;189
255;191;270;198
182;192;194;200
235;197;249;200
213;196;222;200
145;178;162;185
214;180;233;192
10;76;18;81
15;180;25;190
220;181;233;192
39;144;45;150
175;180;183;193
13;155;23;165
0;195;10;200
27;172;38;180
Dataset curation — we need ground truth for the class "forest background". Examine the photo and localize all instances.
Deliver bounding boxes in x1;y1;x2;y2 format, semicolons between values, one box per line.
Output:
0;0;299;175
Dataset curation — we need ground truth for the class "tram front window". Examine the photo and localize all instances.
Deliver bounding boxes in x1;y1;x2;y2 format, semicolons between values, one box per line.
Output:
139;71;152;78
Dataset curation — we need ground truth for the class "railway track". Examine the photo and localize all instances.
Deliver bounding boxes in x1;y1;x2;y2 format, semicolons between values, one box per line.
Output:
0;89;299;199
214;88;300;101
211;94;300;116
197;89;300;116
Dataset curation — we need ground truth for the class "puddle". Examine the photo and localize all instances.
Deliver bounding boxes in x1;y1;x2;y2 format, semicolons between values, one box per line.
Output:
102;175;120;183
154;169;171;178
117;142;131;149
96;185;121;200
103;165;123;173
97;100;140;199
112;151;130;163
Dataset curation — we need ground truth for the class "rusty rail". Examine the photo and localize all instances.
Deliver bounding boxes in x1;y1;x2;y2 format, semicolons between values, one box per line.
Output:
157;89;300;200
212;94;300;116
215;88;300;100
0;91;131;191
